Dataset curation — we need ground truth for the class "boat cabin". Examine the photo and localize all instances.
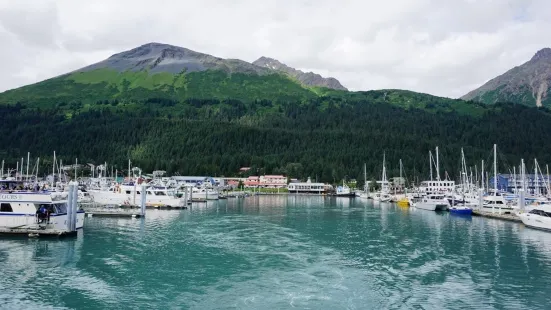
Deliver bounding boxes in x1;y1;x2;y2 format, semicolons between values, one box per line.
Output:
0;190;84;230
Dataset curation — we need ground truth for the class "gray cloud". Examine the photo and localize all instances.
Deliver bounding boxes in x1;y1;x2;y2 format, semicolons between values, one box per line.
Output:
0;0;550;98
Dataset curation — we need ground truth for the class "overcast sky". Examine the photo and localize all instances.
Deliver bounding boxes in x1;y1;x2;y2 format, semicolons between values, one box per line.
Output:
0;0;550;98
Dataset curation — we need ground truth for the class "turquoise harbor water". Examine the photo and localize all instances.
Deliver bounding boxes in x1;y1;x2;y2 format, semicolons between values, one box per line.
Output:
1;196;551;309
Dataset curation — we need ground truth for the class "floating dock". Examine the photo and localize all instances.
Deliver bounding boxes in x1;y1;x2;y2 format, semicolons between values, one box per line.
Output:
472;210;522;223
86;212;143;218
0;226;77;237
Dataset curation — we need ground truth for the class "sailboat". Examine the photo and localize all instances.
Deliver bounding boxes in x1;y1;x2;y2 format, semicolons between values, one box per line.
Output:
450;148;473;215
395;159;409;206
357;163;370;199
372;153;391;202
482;144;512;213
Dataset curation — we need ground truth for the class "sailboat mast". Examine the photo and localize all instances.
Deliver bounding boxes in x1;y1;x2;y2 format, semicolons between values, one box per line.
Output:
522;159;526;193
399;159;403;192
26;152;30;182
429;151;433;181
364;163;367;192
535;159;539;196
493;144;497;193
513;166;517;194
436;146;440;181
481;160;484;190
52;151;56;187
382;153;386;182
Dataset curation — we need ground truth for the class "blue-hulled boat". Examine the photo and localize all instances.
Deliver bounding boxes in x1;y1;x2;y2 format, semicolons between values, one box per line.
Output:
449;205;473;215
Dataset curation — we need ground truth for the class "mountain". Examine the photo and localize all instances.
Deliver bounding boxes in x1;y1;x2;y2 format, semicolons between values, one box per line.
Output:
0;42;484;115
462;48;551;107
253;56;347;90
77;42;272;75
0;42;333;107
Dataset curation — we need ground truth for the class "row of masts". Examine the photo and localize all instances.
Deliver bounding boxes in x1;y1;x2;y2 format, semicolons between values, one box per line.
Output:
1;152;141;185
369;144;551;197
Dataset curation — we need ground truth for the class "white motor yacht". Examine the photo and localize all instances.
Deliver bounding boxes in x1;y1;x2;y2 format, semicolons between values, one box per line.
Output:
519;205;551;232
482;192;513;213
0;181;84;230
88;182;186;207
413;194;450;211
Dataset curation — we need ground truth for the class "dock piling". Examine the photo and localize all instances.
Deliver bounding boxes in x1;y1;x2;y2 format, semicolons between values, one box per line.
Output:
71;182;78;231
67;183;75;231
140;184;146;217
519;189;525;211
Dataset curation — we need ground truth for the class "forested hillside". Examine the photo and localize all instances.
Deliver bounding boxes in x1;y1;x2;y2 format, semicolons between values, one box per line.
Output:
1;97;549;184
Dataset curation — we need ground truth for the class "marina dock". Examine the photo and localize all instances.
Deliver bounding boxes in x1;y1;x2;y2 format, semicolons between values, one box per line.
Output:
472;210;522;223
0;226;78;237
86;211;144;218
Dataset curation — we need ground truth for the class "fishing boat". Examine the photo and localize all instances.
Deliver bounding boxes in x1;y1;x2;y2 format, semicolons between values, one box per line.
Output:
519;205;551;232
413;194;450;211
0;180;84;230
335;180;355;197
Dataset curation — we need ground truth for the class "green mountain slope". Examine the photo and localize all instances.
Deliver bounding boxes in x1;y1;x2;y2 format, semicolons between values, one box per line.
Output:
0;42;487;116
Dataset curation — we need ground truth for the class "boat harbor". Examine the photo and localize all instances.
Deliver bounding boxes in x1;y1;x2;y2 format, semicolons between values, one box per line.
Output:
1;144;551;236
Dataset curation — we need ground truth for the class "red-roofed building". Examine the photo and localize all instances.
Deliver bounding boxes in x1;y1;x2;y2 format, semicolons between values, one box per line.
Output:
244;176;260;187
260;175;287;188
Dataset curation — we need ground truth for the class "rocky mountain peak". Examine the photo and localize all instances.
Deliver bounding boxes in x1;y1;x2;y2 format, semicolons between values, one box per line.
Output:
78;42;269;75
462;47;551;107
531;48;551;62
253;56;347;91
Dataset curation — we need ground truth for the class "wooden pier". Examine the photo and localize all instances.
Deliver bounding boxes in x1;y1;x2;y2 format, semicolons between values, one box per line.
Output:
0;226;78;237
472;210;522;223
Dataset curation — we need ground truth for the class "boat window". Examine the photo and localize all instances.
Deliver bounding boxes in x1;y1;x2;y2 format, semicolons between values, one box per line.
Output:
155;191;166;196
0;203;12;212
54;203;67;214
125;191;131;194
137;191;141;195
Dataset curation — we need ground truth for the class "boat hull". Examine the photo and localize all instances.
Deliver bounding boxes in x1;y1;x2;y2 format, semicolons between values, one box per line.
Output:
450;207;473;215
520;214;551;232
88;191;185;207
0;211;85;230
415;203;448;211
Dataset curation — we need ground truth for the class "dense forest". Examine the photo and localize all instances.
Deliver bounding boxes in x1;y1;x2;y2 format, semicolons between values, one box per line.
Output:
1;96;550;185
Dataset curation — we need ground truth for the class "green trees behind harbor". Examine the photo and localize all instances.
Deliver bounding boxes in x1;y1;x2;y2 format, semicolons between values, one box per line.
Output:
1;96;550;184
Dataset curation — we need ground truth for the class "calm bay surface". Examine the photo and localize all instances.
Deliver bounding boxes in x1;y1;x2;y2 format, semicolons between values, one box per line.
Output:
1;196;551;309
